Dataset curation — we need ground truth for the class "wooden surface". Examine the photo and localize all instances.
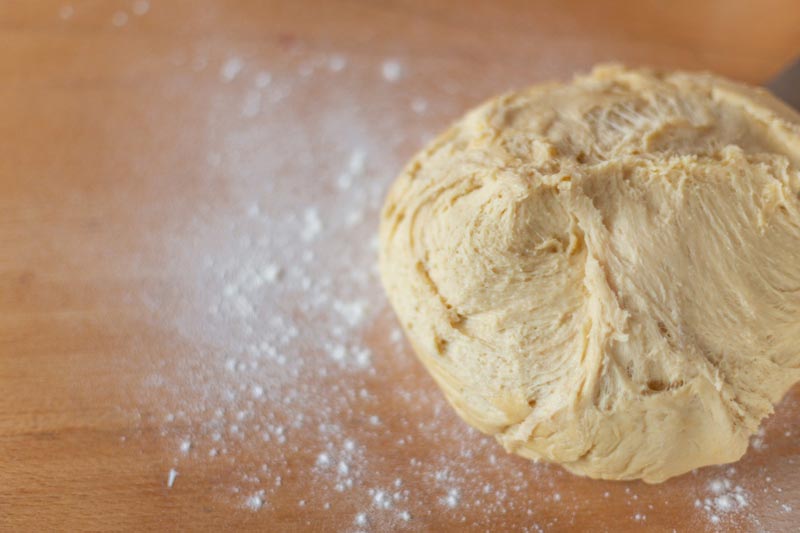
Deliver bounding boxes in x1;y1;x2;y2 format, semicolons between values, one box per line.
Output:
1;1;799;531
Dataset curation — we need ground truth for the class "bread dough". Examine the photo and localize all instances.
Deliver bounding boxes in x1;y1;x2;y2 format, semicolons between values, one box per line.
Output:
379;65;800;483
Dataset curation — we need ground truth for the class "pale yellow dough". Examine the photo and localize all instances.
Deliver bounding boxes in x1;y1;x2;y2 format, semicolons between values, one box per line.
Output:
379;65;800;483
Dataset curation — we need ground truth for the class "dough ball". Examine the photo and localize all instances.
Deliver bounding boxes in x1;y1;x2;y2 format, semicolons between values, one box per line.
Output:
379;65;800;483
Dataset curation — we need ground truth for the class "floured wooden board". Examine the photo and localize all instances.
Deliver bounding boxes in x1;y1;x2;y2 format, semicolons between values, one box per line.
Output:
1;1;798;531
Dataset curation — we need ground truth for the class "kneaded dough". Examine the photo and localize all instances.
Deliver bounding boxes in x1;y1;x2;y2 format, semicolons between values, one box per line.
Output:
379;65;800;483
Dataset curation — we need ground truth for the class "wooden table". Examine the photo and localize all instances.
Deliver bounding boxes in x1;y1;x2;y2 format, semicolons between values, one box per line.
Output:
2;1;799;531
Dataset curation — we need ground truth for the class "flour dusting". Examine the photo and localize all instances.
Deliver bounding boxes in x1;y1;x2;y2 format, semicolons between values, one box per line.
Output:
126;41;798;532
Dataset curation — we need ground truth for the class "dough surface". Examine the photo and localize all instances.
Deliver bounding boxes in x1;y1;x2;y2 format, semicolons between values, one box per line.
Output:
379;65;800;483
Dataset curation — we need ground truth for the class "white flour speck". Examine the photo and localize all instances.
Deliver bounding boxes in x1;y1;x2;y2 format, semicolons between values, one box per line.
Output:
337;149;367;190
751;426;766;451
262;263;281;283
354;347;371;368
298;64;314;77
381;60;403;82
246;491;265;511
328;54;348;72
442;488;460;508
715;495;733;511
242;90;262;118
221;57;244;82
326;344;346;362
355;512;368;526
698;477;749;522
390;329;403;343
333;299;365;327
411;98;428;114
709;479;730;495
255;71;273;88
373;489;392;509
180;440;192;453
167;468;178;488
344;211;363;229
300;208;322;241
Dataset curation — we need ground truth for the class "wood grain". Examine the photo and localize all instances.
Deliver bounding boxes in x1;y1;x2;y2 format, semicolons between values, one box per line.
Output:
1;1;799;531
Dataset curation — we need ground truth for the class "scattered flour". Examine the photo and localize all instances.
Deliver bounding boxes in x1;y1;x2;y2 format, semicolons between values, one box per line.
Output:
372;489;392;510
124;42;794;532
333;299;366;327
246;491;265;511
442;488;460;508
695;477;750;525
751;426;767;451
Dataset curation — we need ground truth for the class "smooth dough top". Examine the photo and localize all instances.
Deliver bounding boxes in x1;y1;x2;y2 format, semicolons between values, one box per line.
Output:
379;65;800;483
